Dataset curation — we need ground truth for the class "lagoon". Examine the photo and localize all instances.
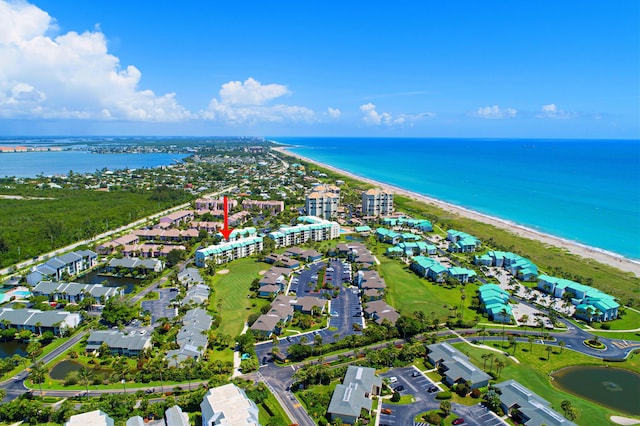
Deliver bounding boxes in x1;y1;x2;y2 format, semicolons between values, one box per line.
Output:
1;150;188;178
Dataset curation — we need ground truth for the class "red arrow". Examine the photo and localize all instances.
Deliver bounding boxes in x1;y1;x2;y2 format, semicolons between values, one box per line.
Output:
219;195;234;241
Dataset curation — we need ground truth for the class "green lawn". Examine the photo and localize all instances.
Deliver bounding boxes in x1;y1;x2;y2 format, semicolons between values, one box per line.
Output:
208;257;272;337
451;342;640;425
378;254;479;322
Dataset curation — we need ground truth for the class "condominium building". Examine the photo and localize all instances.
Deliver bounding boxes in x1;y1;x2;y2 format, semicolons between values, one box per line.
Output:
195;234;263;266
267;216;340;248
362;188;394;216
306;189;340;220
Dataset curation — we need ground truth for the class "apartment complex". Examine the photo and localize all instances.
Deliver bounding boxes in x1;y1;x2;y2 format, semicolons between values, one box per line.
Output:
305;185;340;220
268;216;340;248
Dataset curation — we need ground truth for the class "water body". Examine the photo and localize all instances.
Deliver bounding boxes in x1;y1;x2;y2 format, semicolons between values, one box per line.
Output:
1;151;188;178
76;270;139;294
280;138;640;259
0;340;27;358
552;366;640;415
49;360;111;381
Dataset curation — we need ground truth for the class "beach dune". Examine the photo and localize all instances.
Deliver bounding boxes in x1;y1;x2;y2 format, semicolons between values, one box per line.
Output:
273;146;640;278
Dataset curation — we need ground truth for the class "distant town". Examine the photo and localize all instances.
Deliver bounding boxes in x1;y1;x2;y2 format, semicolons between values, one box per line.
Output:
0;139;637;426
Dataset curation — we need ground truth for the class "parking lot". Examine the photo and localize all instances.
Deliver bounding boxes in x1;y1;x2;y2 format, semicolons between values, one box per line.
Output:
141;287;178;326
379;367;506;426
256;259;364;364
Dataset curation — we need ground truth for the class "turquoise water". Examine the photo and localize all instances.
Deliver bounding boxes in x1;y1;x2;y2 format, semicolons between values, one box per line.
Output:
279;137;640;259
0;151;188;178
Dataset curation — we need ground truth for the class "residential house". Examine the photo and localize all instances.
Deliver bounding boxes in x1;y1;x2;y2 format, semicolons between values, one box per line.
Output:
411;256;448;282
0;308;81;335
195;198;237;211
293;296;325;315
446;230;481;253
183;284;210;305
97;234;139;254
26;250;99;285
376;227;402;245
447;267;478;283
537;275;619;322
86;330;152;356
426;342;491;389
65;410;114;426
108;257;164;273
159;210;194;226
494;380;576;426
32;281;123;304
327;366;382;425
200;383;260;426
250;295;295;338
164;405;190;426
166;308;212;366
178;268;204;287
242;199;285;214
478;284;512;323
363;300;400;325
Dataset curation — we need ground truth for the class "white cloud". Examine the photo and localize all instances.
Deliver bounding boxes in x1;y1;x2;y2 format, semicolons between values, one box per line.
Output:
218;77;290;106
203;77;318;125
359;103;433;127
473;105;517;119
537;103;577;119
327;107;341;119
0;0;192;121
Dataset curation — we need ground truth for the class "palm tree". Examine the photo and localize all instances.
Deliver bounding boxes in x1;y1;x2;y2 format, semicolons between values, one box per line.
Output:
500;308;508;347
481;353;490;370
494;359;506;378
30;361;46;396
487;353;495;373
528;336;535;352
79;366;92;398
546;345;553;360
459;288;466;321
561;400;572;416
558;341;566;354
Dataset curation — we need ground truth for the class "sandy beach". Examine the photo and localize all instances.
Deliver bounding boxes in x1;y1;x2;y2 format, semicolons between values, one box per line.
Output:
273;146;640;278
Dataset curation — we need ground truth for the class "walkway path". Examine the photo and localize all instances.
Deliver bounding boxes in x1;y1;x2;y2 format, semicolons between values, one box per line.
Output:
450;329;521;364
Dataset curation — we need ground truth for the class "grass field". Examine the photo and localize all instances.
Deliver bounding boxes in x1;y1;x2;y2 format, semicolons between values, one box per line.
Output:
452;342;640;425
377;253;480;322
208;257;272;337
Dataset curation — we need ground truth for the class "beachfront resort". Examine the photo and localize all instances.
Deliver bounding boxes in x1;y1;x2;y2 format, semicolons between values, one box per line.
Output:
0;142;637;426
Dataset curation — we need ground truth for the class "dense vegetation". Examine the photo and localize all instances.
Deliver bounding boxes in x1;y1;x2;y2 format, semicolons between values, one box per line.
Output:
0;185;193;268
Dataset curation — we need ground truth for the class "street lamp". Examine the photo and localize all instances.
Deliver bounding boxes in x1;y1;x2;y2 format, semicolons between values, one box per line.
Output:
121;378;126;394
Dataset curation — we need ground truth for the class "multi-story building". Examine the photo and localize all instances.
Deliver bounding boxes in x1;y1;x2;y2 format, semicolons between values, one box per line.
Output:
267;216;340;248
195;232;263;267
305;190;340;220
200;383;259;426
362;188;394;217
241;199;285;214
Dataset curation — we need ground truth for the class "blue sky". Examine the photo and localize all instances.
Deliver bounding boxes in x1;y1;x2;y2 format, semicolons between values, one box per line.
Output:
0;0;638;138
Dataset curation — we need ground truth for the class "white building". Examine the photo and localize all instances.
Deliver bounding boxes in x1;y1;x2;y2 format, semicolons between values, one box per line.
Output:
268;216;340;248
361;188;394;216
200;383;260;426
65;410;114;426
305;189;340;220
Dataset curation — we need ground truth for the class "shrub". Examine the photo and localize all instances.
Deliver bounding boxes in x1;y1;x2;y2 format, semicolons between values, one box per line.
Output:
435;390;451;400
471;388;482;398
391;391;401;402
425;412;442;425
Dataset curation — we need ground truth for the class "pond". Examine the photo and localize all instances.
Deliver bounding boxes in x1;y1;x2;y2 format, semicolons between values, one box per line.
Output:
49;359;111;381
552;365;640;415
0;340;27;358
76;270;139;294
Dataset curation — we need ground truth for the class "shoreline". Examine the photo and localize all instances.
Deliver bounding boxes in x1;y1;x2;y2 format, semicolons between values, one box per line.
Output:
272;145;640;278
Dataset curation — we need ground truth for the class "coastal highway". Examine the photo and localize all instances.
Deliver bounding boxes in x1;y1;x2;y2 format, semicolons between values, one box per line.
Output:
0;185;236;278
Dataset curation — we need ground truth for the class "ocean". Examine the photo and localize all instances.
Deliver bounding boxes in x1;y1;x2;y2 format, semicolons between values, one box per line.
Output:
278;137;640;260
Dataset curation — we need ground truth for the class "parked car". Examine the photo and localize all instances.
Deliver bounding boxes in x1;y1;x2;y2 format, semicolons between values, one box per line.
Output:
389;376;398;384
452;418;465;425
394;385;405;392
427;386;438;393
411;371;420;377
381;408;392;415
